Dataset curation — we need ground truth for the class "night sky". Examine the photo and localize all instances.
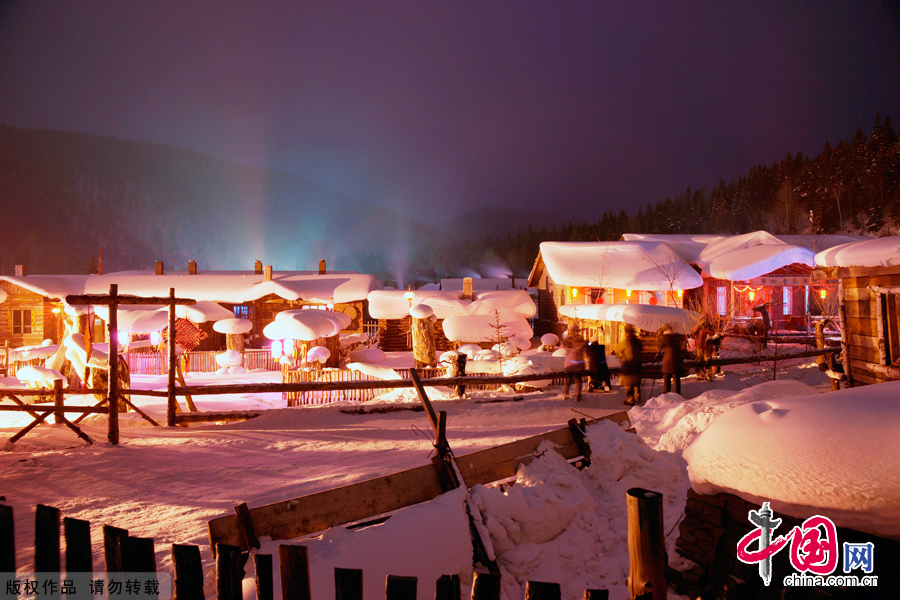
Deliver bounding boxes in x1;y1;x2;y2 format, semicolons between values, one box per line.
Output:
1;1;899;223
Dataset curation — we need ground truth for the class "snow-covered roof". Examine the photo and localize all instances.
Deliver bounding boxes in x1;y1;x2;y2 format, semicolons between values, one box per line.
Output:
0;270;375;305
684;380;900;538
622;231;870;279
558;303;698;334
367;289;536;320
537;241;704;291
814;235;900;268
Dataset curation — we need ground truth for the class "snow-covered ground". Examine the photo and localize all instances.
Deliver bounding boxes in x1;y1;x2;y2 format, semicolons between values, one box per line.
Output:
2;344;896;600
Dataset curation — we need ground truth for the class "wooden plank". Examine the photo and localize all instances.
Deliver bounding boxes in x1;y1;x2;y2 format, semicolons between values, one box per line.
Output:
279;545;311;600
254;554;273;600
471;573;501;600
34;504;60;573
234;502;260;549
209;462;446;551
63;517;92;573
123;536;156;573
525;581;561;600
0;504;13;573
173;410;262;424
435;574;461;600
171;544;204;600
385;575;417;600
65;294;196;306
216;544;243;600
583;591;609;600
334;568;363;600
103;524;128;575
207;412;630;551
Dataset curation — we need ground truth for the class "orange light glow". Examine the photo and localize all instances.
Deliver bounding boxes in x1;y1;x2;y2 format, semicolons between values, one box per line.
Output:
571;287;578;298
820;289;827;299
626;289;632;298
748;290;755;301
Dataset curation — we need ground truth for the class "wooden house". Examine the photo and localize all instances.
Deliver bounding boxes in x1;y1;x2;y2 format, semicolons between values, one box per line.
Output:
814;235;900;386
528;233;866;341
0;261;374;353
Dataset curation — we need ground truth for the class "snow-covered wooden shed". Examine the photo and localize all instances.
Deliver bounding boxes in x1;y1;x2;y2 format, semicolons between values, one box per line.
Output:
814;235;900;387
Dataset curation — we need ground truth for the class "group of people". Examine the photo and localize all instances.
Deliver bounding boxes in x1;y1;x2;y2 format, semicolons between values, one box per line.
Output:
561;317;721;405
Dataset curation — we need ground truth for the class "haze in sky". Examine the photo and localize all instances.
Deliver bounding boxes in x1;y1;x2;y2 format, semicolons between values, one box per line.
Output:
1;0;898;222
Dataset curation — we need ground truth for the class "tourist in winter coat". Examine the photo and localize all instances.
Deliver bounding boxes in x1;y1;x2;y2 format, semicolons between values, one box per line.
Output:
562;325;587;401
658;323;685;395
585;340;612;392
692;316;715;381
615;324;643;405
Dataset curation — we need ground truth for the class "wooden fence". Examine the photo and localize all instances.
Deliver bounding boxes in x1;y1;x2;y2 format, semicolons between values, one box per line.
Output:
0;504;612;600
124;349;279;376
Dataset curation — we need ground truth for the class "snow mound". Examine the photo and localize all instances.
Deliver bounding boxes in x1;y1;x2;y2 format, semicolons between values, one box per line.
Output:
684;380;900;538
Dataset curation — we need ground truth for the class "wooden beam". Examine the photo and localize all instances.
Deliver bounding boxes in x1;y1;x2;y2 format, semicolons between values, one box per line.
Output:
65;294;196;306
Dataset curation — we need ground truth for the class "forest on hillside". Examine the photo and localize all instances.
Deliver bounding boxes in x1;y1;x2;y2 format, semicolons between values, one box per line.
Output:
407;113;900;282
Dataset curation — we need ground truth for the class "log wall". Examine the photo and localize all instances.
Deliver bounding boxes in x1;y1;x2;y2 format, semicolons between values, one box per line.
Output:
0;281;60;347
832;266;900;386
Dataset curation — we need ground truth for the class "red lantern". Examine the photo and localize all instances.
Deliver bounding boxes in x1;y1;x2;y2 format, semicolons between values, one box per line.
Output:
649;295;658;305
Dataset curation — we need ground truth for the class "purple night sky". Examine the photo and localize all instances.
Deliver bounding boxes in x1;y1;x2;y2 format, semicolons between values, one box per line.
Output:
1;0;898;222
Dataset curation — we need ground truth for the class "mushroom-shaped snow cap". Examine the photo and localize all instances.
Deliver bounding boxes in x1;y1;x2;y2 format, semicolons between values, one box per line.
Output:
177;301;235;323
306;346;331;364
458;343;482;358
215;349;243;367
349;347;386;363
213;318;253;335
0;289;6;304
551;347;567;358
16;365;67;387
275;309;349;337
540;333;560;347
474;349;500;361
409;303;434;319
265;311;343;341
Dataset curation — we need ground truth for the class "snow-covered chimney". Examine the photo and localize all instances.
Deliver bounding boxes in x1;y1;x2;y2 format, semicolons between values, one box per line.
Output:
319;259;326;275
14;265;26;277
188;260;197;275
155;261;164;275
463;277;473;300
254;260;263;275
263;265;273;281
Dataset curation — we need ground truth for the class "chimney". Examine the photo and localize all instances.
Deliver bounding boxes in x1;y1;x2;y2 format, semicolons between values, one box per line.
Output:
463;277;473;300
188;260;197;275
319;259;326;275
263;265;273;281
14;264;26;277
510;275;516;289
254;260;263;275
155;261;164;275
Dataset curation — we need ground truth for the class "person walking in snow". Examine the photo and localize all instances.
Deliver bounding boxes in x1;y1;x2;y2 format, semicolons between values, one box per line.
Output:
615;324;643;405
658;323;684;395
586;339;612;392
562;324;587;401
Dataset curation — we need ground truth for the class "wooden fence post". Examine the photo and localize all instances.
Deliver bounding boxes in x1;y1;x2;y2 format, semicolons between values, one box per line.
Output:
626;488;666;600
0;504;14;572
171;544;204;600
525;581;560;600
583;590;609;600
435;574;460;600
471;573;501;600
385;575;417;600
103;524;128;576
124;536;156;572
34;504;60;573
279;545;311;600
107;284;120;445
254;554;274;600
334;568;362;600
53;378;64;424
63;517;92;573
168;288;177;427
216;543;244;600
